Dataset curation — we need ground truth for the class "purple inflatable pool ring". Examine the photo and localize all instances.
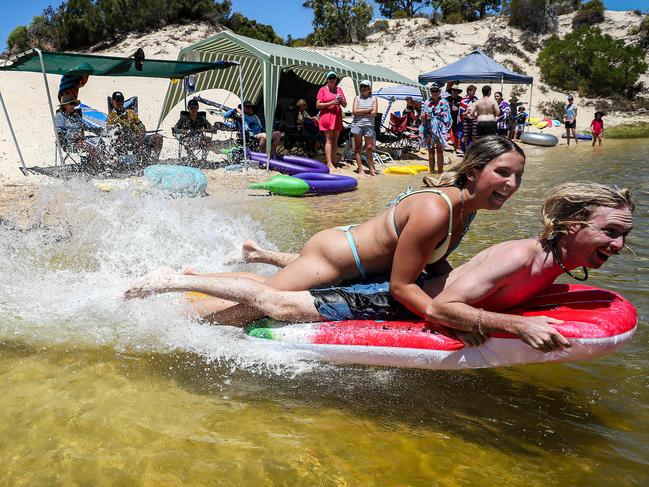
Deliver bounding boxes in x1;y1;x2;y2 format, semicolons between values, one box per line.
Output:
247;151;329;175
293;172;358;194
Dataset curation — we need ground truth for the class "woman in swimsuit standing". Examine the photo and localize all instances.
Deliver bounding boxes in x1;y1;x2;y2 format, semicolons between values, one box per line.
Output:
127;136;526;326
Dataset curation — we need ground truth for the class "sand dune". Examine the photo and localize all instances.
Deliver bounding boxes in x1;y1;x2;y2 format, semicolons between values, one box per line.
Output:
0;10;646;184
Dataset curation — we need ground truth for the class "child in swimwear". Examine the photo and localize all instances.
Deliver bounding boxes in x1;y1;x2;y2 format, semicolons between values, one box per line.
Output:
514;106;527;141
590;111;604;146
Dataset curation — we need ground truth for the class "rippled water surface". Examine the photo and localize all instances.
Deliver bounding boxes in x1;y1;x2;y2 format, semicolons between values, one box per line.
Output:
1;139;648;485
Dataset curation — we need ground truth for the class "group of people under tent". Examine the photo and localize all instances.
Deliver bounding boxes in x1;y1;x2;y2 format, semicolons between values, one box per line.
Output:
53;67;605;172
124;134;635;355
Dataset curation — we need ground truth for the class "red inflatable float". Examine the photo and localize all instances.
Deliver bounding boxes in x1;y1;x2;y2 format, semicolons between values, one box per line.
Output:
246;284;637;370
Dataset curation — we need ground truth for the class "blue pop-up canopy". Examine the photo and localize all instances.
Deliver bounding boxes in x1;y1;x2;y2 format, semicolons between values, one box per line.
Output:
418;49;533;85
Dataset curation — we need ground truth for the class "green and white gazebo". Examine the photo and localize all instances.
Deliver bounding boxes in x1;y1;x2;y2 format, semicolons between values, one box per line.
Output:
159;30;425;162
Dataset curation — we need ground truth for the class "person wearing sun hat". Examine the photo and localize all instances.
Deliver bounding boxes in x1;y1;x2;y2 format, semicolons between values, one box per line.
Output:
446;83;463;153
419;82;452;173
564;94;578;145
316;70;347;171
54;93;103;163
350;79;378;176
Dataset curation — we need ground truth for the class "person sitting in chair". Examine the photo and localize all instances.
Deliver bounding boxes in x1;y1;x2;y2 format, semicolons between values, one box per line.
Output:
296;99;321;152
224;100;281;154
55;94;103;165
106;91;163;162
173;99;218;155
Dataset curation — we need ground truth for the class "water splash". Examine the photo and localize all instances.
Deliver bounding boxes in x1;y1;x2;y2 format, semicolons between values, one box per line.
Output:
0;179;317;375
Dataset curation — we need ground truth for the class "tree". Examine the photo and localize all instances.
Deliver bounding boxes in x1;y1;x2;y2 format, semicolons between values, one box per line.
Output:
375;0;432;18
537;26;647;97
509;0;556;33
303;0;373;45
440;0;502;22
6;26;29;51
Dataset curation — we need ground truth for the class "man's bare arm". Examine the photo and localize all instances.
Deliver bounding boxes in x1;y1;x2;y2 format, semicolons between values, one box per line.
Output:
425;243;571;351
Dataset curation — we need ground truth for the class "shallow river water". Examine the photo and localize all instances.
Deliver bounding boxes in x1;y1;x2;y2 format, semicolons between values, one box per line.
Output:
1;139;648;485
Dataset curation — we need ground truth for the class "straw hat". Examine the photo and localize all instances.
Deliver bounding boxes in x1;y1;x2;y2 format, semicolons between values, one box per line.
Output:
58;93;80;107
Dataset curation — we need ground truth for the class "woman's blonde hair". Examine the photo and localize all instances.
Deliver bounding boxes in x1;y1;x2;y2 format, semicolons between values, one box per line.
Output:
539;182;635;247
423;136;525;188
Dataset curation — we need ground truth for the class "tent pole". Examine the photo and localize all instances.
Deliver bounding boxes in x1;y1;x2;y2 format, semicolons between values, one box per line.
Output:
528;81;534;126
237;64;248;171
183;76;187;110
500;75;503;95
0;88;28;175
36;48;64;167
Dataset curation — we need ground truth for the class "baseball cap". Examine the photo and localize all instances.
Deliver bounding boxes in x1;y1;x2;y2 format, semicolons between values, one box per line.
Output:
326;71;337;79
111;91;125;102
567;94;574;100
359;79;371;88
242;100;255;107
428;82;441;91
187;99;199;107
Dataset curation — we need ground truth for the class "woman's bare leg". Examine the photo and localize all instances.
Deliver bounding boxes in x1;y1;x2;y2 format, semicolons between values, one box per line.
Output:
353;134;364;176
126;267;321;325
223;240;299;267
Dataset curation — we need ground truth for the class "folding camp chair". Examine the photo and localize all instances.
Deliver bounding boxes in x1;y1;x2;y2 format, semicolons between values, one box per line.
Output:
57;108;106;171
171;110;214;164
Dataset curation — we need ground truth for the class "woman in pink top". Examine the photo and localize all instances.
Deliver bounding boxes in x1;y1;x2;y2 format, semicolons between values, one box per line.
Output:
316;71;347;170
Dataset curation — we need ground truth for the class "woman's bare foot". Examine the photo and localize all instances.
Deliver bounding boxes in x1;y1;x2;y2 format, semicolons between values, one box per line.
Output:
124;266;179;299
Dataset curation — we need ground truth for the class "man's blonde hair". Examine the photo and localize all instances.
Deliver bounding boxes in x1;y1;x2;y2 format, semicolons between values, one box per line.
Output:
539;182;634;247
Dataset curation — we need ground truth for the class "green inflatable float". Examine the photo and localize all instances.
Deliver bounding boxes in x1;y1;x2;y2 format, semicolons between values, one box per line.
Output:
249;174;310;196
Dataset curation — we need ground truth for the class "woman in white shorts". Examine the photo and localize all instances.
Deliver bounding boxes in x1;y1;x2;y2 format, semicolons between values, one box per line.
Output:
350;80;378;176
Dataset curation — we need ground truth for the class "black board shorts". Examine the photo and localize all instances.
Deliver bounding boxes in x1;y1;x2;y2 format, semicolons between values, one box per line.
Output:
309;278;421;322
476;121;498;137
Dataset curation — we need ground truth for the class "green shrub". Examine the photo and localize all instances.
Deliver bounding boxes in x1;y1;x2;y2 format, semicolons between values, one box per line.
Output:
537;99;565;119
537;26;647;97
572;0;605;30
372;19;390;32
6;26;29;51
629;15;649;48
604;122;649;139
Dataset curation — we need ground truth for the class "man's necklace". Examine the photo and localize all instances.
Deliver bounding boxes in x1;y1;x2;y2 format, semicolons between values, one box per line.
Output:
459;188;471;237
552;243;589;281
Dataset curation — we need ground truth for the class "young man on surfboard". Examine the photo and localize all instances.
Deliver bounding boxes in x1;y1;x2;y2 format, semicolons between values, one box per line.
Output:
125;182;634;353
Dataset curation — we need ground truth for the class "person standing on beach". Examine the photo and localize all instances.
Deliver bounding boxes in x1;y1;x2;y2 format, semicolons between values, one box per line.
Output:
467;86;500;138
350;80;378;176
316;71;347;171
446;84;463;154
494;92;511;137
419;82;452;173
459;85;478;151
590;111;604;146
564;95;578;145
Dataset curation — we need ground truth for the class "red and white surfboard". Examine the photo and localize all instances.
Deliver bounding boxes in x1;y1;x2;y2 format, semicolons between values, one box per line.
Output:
246;284;637;370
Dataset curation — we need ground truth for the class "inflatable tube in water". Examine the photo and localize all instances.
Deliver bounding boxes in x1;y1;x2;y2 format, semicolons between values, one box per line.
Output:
384;165;430;175
245;284;637;370
520;132;559;147
293;172;358;194
247;151;329;175
249;174;310;196
143;164;207;196
562;133;593;141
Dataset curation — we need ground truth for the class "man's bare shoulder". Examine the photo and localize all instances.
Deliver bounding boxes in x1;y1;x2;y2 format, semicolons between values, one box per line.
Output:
478;239;538;270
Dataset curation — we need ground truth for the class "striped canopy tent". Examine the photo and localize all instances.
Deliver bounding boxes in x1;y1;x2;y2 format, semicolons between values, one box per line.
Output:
159;30;425;162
